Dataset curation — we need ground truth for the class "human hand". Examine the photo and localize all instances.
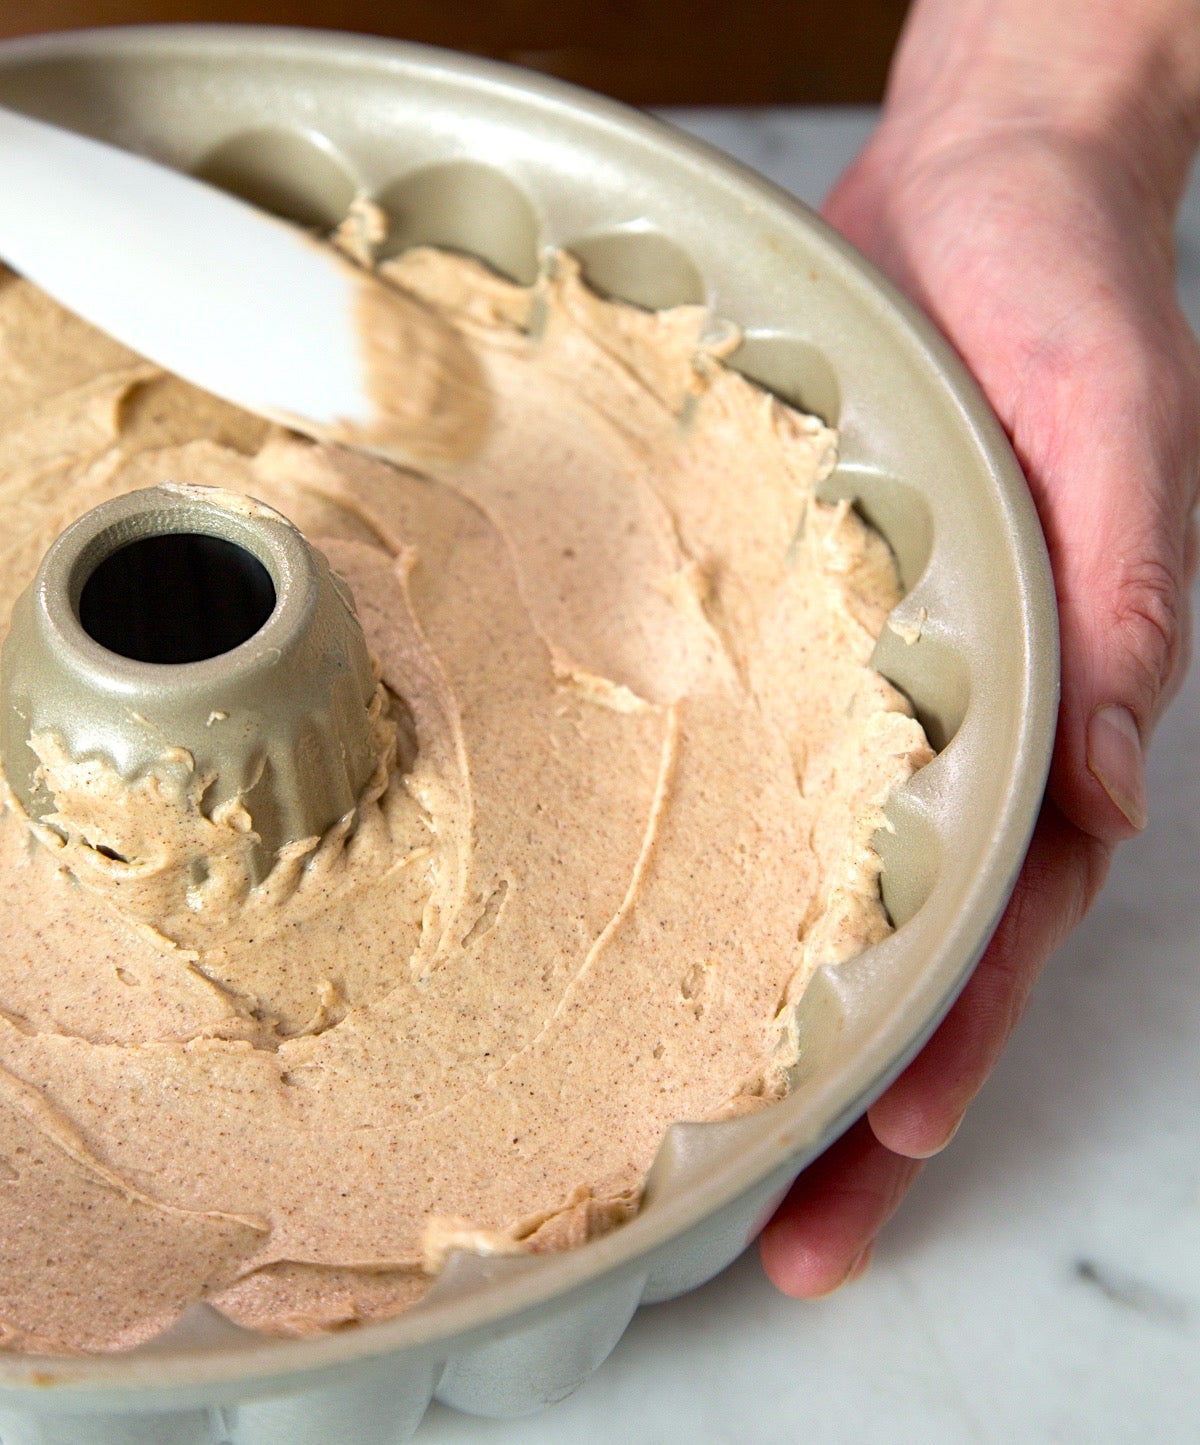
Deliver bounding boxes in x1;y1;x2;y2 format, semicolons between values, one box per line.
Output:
761;2;1200;1296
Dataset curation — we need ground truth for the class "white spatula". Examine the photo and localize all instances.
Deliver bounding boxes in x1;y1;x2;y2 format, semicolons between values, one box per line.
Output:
0;105;486;463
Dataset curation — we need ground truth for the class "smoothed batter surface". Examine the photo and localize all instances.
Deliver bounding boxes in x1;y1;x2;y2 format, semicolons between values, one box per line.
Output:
0;249;931;1350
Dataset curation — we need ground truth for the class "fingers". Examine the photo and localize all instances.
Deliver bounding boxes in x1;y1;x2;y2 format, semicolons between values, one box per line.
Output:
762;807;1110;1297
759;1117;922;1298
868;803;1111;1158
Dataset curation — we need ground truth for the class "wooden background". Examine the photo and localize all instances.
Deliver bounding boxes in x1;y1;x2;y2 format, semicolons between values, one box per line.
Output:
0;2;911;104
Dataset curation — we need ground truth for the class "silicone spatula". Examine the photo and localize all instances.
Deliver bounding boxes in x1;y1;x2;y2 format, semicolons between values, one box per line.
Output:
0;105;485;463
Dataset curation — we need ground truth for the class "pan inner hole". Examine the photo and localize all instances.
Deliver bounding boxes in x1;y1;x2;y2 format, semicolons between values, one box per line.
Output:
78;533;276;664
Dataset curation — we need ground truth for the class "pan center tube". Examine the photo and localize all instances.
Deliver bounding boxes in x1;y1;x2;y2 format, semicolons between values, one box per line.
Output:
0;483;381;884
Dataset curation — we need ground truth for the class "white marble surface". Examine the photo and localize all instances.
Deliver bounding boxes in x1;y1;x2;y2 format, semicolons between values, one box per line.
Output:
420;108;1200;1444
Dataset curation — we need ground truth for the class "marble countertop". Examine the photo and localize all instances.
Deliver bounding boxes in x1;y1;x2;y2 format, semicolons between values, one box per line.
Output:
420;108;1200;1445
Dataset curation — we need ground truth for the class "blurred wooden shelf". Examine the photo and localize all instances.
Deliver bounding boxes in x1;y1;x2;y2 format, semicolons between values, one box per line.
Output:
0;1;909;104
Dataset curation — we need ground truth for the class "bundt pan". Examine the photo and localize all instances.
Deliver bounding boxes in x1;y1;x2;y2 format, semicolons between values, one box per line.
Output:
0;24;1057;1444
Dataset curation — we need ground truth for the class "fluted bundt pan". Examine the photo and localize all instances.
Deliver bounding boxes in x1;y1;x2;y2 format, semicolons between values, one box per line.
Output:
0;26;1056;1444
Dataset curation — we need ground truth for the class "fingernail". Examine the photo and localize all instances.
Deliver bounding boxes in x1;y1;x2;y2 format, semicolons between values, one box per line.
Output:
912;1113;963;1159
1087;705;1148;831
810;1242;876;1298
846;1242;875;1284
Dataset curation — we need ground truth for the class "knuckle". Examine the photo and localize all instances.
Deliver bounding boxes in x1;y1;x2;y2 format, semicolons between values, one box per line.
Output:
1109;553;1186;707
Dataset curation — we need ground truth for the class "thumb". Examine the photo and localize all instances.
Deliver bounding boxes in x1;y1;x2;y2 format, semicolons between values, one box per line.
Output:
1037;340;1199;846
820;135;1200;845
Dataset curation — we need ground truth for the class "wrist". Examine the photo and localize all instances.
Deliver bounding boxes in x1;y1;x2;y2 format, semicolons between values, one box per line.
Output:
880;0;1200;215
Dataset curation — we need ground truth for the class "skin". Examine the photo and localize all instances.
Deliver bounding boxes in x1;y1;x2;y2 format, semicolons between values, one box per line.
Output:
761;0;1200;1296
